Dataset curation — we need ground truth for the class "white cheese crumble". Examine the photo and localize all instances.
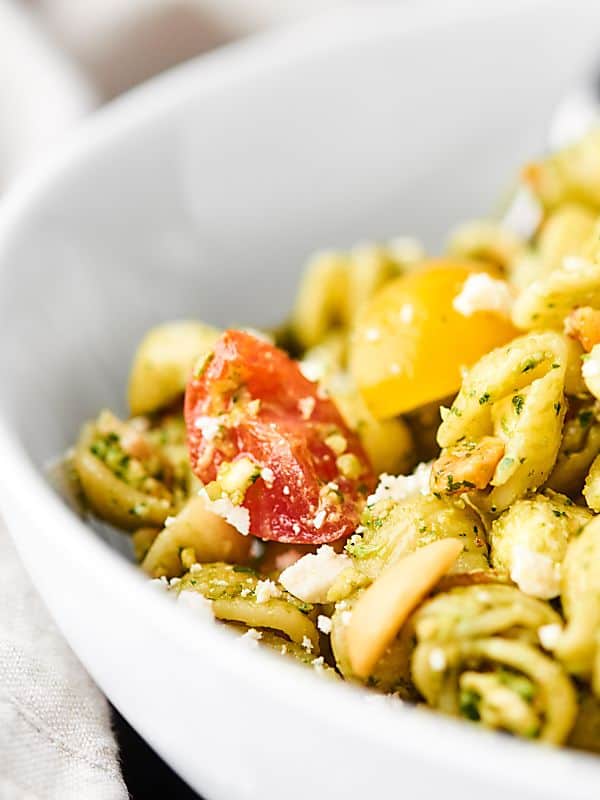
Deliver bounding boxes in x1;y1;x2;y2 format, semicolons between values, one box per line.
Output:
452;273;513;318
279;545;352;603
176;590;214;620
254;579;281;604
241;628;262;646
582;352;600;379
313;510;326;530
260;466;275;486
340;610;353;627
164;515;176;527
282;485;290;496
428;648;447;672
367;461;432;506
194;415;222;441
312;656;325;671
298;396;316;420
301;636;314;653
317;614;332;635
299;359;324;383
510;545;561;599
240;588;252;597
169;577;181;587
538;623;563;651
189;562;202;574
198;488;250;535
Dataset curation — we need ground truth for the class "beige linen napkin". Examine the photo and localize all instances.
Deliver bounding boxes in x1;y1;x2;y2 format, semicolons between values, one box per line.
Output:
0;521;128;800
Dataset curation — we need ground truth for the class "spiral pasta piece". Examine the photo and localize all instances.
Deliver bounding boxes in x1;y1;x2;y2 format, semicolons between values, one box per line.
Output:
344;493;488;584
175;563;319;649
436;332;567;512
446;219;526;271
554;516;600;694
292;242;422;349
522;129;600;211
547;402;600;495
489;491;591;599
73;411;190;530
512;256;600;331
410;584;577;744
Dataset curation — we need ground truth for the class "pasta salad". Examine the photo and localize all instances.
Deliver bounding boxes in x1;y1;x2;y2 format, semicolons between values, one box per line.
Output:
66;130;600;753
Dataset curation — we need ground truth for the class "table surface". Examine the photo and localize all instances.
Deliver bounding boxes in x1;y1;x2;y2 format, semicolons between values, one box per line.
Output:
112;707;202;799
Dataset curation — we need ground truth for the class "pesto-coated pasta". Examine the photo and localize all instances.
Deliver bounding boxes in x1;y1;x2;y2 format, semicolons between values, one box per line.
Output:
292;241;422;349
176;564;319;649
489;491;591;598
65;128;600;756
436;332;567;512
340;494;488;590
446;219;526;271
555;516;600;693
410;585;577;743
128;320;220;416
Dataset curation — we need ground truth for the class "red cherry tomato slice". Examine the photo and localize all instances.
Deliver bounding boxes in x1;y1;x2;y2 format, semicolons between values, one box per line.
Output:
185;330;375;543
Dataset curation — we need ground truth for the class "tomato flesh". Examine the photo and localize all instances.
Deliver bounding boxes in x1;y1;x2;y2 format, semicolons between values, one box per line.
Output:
185;330;375;543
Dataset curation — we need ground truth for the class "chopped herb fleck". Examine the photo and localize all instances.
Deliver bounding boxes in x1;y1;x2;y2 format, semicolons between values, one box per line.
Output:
512;395;525;415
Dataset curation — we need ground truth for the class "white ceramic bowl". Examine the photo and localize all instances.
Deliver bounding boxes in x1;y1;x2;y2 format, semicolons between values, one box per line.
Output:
1;3;600;798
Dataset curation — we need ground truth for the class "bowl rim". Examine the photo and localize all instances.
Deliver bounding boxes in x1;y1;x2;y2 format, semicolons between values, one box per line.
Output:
0;1;599;793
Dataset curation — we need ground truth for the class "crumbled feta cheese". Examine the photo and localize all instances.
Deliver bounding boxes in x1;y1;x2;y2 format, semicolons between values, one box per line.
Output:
367;461;432;506
279;545;352;603
194;415;222;441
177;590;214;620
169;577;181;587
428;647;447;672
340;610;353;627
260;467;275;486
292;523;301;535
199;488;250;535
302;636;314;652
282;485;290;496
583;353;600;379
538;623;562;650
298;396;316;420
240;588;252;597
241;628;262;645
399;304;414;324
164;515;176;527
510;545;561;599
255;578;281;604
312;656;325;671
299;359;323;383
313;510;326;530
453;273;513;318
317;614;332;634
189;562;202;574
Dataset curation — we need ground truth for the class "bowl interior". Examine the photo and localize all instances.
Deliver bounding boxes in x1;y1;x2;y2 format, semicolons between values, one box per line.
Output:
4;2;600;470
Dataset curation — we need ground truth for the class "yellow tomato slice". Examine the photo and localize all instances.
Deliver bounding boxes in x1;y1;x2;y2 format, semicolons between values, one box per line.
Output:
350;260;518;418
